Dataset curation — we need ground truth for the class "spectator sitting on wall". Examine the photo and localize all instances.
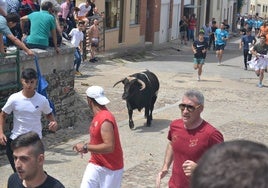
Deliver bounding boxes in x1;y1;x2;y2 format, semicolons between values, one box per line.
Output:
0;13;34;56
20;1;59;53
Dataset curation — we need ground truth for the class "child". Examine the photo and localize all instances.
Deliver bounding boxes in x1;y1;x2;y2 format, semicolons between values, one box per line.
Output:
68;21;85;76
192;31;208;81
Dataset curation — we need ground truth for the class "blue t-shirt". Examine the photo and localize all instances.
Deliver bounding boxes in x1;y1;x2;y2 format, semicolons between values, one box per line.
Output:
215;29;229;45
241;35;256;50
246;19;254;28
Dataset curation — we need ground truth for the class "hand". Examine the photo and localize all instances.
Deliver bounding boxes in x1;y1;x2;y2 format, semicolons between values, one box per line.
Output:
48;121;58;132
182;160;197;177
21;34;27;42
55;47;60;54
73;142;88;158
0;133;7;146
156;170;168;188
26;49;35;56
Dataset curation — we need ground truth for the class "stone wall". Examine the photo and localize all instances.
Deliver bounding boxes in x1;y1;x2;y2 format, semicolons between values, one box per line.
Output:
0;43;76;133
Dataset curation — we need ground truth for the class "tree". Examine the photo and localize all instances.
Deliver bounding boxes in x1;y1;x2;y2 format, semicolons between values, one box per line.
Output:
237;0;244;13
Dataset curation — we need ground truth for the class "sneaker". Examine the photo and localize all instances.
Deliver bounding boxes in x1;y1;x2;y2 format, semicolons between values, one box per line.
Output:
93;57;98;62
244;67;247;70
75;71;82;76
217;62;222;66
257;83;263;88
197;76;200;81
89;59;95;63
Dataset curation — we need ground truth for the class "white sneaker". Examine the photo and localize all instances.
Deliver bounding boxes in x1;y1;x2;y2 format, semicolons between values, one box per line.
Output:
197;76;200;81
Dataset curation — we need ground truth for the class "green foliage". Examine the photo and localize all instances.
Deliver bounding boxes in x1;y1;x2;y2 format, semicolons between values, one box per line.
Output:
237;0;244;13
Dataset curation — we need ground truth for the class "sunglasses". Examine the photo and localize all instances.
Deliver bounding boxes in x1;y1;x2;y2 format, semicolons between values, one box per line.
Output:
179;103;201;112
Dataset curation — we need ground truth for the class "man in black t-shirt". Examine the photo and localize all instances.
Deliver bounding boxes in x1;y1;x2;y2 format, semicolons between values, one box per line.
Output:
192;31;208;81
7;132;65;188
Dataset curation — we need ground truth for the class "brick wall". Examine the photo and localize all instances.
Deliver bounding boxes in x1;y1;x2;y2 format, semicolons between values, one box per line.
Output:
0;44;77;134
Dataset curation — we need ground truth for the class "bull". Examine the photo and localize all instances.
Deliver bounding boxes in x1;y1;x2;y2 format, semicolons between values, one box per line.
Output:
113;70;160;129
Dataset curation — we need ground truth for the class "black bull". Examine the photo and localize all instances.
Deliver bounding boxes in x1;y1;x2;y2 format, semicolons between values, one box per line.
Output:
113;70;160;129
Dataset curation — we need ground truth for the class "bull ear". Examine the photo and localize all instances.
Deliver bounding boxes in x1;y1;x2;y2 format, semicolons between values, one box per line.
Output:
137;79;146;90
113;78;125;87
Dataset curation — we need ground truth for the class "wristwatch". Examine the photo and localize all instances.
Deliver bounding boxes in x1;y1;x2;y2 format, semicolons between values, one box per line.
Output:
83;143;88;152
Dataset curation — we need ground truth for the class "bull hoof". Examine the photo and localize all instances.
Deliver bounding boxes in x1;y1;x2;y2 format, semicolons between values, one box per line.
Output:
129;122;135;129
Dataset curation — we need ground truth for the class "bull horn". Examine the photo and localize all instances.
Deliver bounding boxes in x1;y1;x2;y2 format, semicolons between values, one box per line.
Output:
127;76;136;81
137;79;146;90
113;78;125;87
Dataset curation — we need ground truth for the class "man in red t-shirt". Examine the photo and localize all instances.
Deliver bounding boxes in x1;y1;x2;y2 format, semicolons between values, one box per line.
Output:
156;90;224;188
73;86;124;188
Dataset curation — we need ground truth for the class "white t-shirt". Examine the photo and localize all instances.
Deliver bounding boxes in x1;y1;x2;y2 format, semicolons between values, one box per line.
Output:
69;28;84;47
78;3;91;17
2;91;52;139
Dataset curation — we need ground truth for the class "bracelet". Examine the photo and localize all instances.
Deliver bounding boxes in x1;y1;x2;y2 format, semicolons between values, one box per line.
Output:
83;143;88;152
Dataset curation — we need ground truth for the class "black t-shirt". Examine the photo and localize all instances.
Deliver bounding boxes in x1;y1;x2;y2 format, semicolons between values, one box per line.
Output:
87;3;96;17
8;173;65;188
179;20;187;32
193;40;208;58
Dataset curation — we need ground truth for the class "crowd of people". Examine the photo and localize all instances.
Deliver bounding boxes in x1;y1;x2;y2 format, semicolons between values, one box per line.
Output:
0;0;101;74
1;83;267;187
1;5;268;187
179;13;268;87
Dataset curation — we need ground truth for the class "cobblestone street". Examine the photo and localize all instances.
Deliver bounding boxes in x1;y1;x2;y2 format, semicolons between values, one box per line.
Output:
1;38;268;188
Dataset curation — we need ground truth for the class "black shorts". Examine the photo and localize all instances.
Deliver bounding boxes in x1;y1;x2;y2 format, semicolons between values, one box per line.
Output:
215;44;225;51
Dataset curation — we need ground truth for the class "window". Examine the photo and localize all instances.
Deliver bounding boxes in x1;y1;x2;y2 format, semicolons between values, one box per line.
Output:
105;0;121;29
130;0;140;25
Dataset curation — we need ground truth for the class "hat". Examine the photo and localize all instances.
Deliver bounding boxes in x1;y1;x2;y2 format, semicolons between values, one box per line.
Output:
199;30;205;35
86;86;110;105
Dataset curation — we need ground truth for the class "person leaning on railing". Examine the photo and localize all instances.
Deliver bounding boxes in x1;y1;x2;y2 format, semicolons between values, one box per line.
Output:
0;13;34;56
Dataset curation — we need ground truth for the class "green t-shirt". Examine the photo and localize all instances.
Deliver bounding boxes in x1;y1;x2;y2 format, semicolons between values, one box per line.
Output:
27;10;56;46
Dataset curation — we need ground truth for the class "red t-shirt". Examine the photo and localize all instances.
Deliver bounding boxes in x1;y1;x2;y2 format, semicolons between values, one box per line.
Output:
88;108;124;170
188;18;196;30
168;119;224;188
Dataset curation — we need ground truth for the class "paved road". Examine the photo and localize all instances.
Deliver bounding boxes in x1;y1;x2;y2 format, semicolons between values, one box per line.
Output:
1;37;268;188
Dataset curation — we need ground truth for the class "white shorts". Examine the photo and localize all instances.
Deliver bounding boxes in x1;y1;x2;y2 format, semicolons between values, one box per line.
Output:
80;163;123;188
248;56;268;70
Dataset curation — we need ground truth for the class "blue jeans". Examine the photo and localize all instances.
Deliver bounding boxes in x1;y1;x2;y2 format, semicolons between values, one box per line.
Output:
188;29;195;41
74;47;82;71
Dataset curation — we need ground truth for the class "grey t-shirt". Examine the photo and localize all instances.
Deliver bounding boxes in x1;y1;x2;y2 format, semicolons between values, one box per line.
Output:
0;15;12;36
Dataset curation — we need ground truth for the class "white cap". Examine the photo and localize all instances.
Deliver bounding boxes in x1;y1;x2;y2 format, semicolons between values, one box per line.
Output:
86;86;110;105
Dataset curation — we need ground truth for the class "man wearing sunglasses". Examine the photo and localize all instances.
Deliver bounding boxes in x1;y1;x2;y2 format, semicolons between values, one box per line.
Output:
156;90;224;188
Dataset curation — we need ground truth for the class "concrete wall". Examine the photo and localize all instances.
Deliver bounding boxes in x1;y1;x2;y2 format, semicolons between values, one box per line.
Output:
0;44;76;132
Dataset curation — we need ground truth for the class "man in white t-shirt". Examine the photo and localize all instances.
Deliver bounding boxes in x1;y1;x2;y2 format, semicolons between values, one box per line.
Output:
69;21;85;76
78;0;91;17
0;68;58;172
74;0;91;25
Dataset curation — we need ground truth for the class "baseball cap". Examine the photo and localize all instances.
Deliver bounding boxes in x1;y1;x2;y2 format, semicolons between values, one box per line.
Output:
199;30;205;35
86;86;110;105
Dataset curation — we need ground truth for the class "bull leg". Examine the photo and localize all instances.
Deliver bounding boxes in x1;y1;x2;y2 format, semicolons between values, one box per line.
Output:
127;103;134;129
145;106;151;127
148;95;157;126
